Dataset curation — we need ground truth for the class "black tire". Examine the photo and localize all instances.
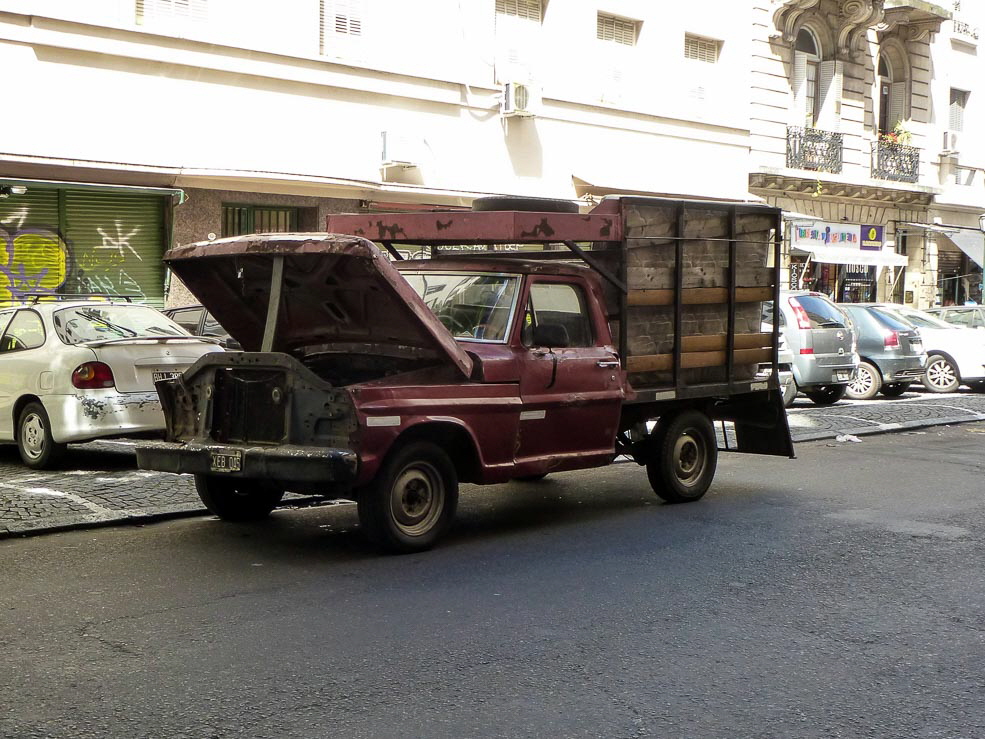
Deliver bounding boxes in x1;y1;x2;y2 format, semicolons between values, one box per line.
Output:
515;473;549;482
805;384;847;405
357;441;458;553
17;402;66;470
194;475;284;522
471;196;579;213
922;354;960;393
969;380;985;393
880;382;910;397
782;378;798;408
646;410;718;504
846;361;882;400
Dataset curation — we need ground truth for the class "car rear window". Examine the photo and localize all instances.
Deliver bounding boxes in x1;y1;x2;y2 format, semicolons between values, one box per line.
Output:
868;307;914;331
53;305;189;345
791;295;847;328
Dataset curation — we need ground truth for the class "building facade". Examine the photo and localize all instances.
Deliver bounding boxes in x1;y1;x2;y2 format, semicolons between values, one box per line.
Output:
0;0;982;308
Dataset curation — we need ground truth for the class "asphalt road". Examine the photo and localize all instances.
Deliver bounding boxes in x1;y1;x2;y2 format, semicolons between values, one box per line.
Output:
3;423;985;738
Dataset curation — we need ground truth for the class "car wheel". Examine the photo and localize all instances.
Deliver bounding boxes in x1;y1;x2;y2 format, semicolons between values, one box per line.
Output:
646;410;718;504
846;361;882;400
194;475;285;521
782;378;798;408
880;382;910;397
357;441;458;553
922;354;960;393
804;385;847;405
17;402;67;470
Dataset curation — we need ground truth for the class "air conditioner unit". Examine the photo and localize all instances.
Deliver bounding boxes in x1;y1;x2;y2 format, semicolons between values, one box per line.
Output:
942;130;960;154
381;131;420;169
501;82;540;118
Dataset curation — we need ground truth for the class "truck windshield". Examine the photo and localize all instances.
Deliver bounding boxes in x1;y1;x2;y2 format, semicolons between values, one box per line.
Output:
403;272;520;342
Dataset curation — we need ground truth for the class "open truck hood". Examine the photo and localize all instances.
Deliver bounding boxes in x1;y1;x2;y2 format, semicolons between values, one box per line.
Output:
164;233;473;377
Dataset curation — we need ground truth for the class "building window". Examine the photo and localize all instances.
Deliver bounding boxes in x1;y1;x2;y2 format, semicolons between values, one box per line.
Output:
136;0;207;24
495;0;542;22
320;0;362;55
949;88;969;132
222;205;299;237
684;35;719;63
794;28;820;126
597;14;638;46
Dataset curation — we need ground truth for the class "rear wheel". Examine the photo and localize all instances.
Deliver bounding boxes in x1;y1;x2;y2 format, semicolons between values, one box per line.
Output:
357;441;458;553
17;402;66;470
646;411;718;504
923;354;960;393
880;382;910;397
781;377;798;408
194;475;284;521
969;380;985;393
805;385;847;405
846;361;882;400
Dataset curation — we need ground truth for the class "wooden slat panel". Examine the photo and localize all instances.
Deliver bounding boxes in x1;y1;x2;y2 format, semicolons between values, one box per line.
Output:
681;332;772;352
626;347;772;373
627;286;773;306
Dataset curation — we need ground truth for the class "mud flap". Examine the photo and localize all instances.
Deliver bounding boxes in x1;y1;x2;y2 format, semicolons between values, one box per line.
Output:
716;389;796;458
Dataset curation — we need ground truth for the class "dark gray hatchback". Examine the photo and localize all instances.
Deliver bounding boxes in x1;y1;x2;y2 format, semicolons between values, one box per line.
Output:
837;304;927;400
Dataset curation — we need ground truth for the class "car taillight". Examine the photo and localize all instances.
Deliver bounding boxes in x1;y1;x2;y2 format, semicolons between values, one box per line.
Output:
799;348;814;354
788;297;812;330
883;330;900;348
72;362;115;389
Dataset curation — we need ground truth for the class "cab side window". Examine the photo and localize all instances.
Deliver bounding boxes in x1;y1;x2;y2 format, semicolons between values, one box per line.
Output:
0;310;45;352
521;283;594;348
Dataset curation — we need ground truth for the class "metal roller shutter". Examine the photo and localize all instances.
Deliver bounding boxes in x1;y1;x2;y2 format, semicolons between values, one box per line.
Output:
63;191;167;307
0;188;65;305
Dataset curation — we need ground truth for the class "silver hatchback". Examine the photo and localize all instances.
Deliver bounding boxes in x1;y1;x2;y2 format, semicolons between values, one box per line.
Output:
776;291;859;405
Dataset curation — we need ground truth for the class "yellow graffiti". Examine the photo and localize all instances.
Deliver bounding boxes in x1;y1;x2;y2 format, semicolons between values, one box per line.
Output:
0;227;69;306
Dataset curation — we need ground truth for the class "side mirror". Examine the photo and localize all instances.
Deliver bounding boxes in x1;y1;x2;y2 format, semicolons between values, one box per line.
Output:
532;324;569;349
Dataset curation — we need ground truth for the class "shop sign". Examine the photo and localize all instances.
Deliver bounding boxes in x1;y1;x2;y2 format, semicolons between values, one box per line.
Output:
793;222;861;248
860;225;884;251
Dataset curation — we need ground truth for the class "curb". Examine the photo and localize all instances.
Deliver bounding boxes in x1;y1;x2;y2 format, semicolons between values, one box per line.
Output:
3;414;984;541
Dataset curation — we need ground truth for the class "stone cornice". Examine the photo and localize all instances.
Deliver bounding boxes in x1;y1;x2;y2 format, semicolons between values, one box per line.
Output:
749;170;936;207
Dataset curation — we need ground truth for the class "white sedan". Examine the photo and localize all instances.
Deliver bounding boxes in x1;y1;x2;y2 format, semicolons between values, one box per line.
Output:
0;300;222;468
876;304;985;393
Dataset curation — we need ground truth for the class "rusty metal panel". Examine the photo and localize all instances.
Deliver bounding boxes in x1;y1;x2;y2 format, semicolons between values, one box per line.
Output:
325;212;622;244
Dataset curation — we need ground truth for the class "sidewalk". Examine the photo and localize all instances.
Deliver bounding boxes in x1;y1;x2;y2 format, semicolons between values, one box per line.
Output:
2;391;985;539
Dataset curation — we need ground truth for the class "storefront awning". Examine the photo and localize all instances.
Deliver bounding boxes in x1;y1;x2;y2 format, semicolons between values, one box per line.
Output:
0;177;186;204
791;244;908;267
941;230;985;269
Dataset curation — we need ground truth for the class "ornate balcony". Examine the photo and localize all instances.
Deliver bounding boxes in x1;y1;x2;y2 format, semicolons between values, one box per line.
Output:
786;126;843;174
871;140;920;183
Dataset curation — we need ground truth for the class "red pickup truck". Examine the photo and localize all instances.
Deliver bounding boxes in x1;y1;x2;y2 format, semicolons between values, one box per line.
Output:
137;196;794;552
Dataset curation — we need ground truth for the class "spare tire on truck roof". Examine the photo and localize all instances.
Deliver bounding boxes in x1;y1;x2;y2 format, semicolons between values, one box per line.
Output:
471;196;580;213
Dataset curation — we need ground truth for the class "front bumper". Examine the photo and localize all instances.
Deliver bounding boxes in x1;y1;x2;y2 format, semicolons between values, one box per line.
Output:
136;440;359;483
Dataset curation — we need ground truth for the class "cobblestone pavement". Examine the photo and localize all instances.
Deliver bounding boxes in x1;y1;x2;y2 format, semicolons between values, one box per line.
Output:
2;389;984;539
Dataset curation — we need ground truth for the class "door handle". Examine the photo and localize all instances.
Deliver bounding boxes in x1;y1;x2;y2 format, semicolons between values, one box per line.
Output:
596;360;621;368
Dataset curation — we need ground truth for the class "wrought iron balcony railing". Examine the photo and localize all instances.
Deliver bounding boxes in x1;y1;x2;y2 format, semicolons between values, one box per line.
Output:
786;126;843;174
954;20;979;40
871;140;920;183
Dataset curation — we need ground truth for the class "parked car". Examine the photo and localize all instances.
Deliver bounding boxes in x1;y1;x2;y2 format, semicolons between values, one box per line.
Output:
926;305;985;330
759;318;797;407
774;291;859;405
162;304;240;349
836;304;926;400
871;304;985;393
0;300;222;469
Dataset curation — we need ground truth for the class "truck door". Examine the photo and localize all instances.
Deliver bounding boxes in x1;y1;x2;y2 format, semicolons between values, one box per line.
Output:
515;279;624;464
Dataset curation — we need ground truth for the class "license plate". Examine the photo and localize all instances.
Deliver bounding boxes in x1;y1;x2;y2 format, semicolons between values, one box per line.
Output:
834;370;850;381
153;370;182;382
210;451;242;473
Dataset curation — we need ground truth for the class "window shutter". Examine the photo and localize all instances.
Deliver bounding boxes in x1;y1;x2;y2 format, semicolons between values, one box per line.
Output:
890;81;906;131
949;89;967;132
791;52;807;126
817;60;843;132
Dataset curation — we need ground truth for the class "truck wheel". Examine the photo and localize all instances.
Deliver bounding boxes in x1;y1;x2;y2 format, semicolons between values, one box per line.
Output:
845;361;882;400
357;441;458;553
646;411;717;504
194;475;285;522
805;385;847;405
18;402;66;470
